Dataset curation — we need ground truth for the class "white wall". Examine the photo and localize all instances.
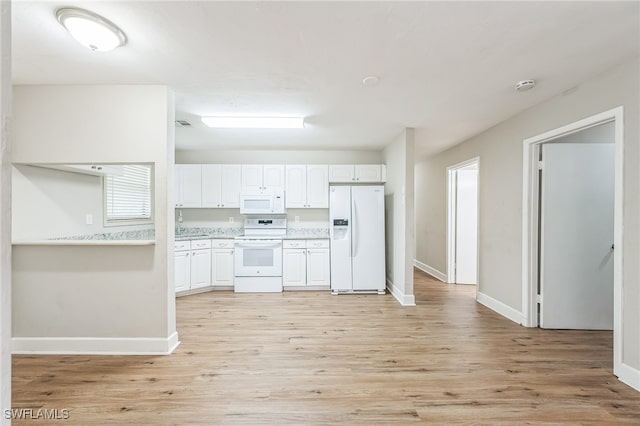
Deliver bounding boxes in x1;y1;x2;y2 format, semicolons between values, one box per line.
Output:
176;149;382;165
0;1;10;421
383;129;415;305
12;85;177;354
414;57;640;374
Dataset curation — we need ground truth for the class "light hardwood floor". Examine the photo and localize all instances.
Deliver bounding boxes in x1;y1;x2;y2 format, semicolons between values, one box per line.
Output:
12;269;640;424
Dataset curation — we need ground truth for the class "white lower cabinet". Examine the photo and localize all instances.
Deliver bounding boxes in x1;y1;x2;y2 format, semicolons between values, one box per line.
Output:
283;239;330;287
175;248;191;293
283;248;307;287
190;239;212;290
306;247;330;286
175;239;236;295
212;239;235;286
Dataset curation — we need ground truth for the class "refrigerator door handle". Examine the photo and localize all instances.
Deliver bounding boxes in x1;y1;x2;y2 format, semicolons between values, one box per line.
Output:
352;199;357;257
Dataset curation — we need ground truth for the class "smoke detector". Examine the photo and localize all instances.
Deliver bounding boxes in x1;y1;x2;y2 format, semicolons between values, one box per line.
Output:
515;80;536;92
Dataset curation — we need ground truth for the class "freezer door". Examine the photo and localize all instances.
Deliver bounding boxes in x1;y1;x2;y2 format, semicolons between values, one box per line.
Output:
352;186;386;291
329;186;352;290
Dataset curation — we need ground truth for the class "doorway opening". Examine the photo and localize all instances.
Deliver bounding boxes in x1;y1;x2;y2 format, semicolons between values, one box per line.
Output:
446;157;479;287
522;107;624;379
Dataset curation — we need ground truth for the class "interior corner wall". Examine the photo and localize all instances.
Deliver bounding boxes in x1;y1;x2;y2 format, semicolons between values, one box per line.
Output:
383;129;416;305
414;56;640;372
0;0;11;420
11;85;176;354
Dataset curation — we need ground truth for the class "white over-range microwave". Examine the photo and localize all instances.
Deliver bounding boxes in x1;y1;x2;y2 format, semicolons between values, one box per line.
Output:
239;191;286;215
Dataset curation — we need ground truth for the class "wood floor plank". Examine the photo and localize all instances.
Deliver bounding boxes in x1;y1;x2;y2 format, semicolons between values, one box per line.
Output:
12;269;640;424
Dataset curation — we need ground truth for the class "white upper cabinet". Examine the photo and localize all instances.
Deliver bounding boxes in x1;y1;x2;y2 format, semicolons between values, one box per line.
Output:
285;165;307;208
328;164;386;183
175;164;202;207
356;164;384;182
307;165;329;208
328;165;355;183
242;164;285;193
286;165;328;208
202;164;241;208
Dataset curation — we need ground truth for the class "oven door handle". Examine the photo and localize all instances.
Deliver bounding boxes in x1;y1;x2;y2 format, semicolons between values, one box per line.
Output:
235;242;282;249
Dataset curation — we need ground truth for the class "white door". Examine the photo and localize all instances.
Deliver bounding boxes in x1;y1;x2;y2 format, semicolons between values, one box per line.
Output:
307;249;330;286
330;186;353;290
307;165;329;208
540;142;614;330
180;165;202;208
175;251;191;292
241;165;263;193
220;165;241;208
263;165;285;191
351;186;386;291
212;249;234;286
283;249;306;286
285;165;307;208
455;166;478;285
190;249;212;289
201;164;221;208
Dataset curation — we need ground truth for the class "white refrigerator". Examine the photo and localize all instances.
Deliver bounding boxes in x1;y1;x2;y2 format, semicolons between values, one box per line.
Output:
329;185;386;293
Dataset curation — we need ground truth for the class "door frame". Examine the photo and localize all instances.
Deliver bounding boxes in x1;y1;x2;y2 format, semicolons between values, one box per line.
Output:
446;157;480;284
521;107;623;373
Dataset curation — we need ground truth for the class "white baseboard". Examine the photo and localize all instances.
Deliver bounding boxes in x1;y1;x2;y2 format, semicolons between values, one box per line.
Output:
12;331;180;355
476;291;525;325
617;361;640;392
414;260;447;282
386;279;416;306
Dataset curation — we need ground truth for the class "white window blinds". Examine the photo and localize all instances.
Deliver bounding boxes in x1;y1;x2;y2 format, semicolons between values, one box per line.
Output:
105;165;152;223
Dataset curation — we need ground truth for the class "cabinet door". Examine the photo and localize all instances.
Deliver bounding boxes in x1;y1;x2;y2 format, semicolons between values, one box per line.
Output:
307;165;329;208
241;165;263;193
174;165;182;207
220;165;242;208
201;164;222;208
212;249;235;286
263;164;285;191
285;165;307;208
328;165;355;183
180;165;203;207
355;164;382;182
190;249;212;289
175;251;191;293
283;249;307;287
307;249;330;286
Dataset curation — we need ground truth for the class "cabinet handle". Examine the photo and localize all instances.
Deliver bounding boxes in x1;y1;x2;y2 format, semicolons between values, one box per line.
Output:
186;253;189;256
221;204;224;207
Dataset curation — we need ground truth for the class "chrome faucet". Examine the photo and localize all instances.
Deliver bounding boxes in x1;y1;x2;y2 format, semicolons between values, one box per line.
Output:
177;209;183;235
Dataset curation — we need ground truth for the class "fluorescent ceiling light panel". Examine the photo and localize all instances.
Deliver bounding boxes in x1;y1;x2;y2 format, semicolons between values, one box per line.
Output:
56;7;127;52
201;116;305;129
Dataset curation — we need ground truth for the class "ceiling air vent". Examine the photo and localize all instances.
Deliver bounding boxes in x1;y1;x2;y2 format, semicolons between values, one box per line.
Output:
175;120;192;127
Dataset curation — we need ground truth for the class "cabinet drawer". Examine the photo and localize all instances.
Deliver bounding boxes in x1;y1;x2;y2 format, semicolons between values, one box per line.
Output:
306;239;329;248
175;241;190;251
283;240;306;249
191;239;212;249
211;239;234;249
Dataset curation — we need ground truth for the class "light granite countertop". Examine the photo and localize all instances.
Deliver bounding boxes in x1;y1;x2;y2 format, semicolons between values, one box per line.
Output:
175;227;329;241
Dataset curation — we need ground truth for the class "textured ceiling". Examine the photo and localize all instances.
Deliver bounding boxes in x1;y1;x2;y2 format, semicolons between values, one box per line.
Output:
12;1;640;156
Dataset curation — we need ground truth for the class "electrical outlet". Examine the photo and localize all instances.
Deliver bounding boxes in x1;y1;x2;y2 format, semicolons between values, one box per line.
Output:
85;214;93;225
229;217;234;223
294;216;300;223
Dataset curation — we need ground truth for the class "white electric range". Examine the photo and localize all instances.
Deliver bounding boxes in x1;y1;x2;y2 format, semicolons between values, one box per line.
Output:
234;217;286;293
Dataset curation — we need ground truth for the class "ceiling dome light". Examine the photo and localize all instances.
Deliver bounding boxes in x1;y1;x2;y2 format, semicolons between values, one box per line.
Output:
56;7;127;52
